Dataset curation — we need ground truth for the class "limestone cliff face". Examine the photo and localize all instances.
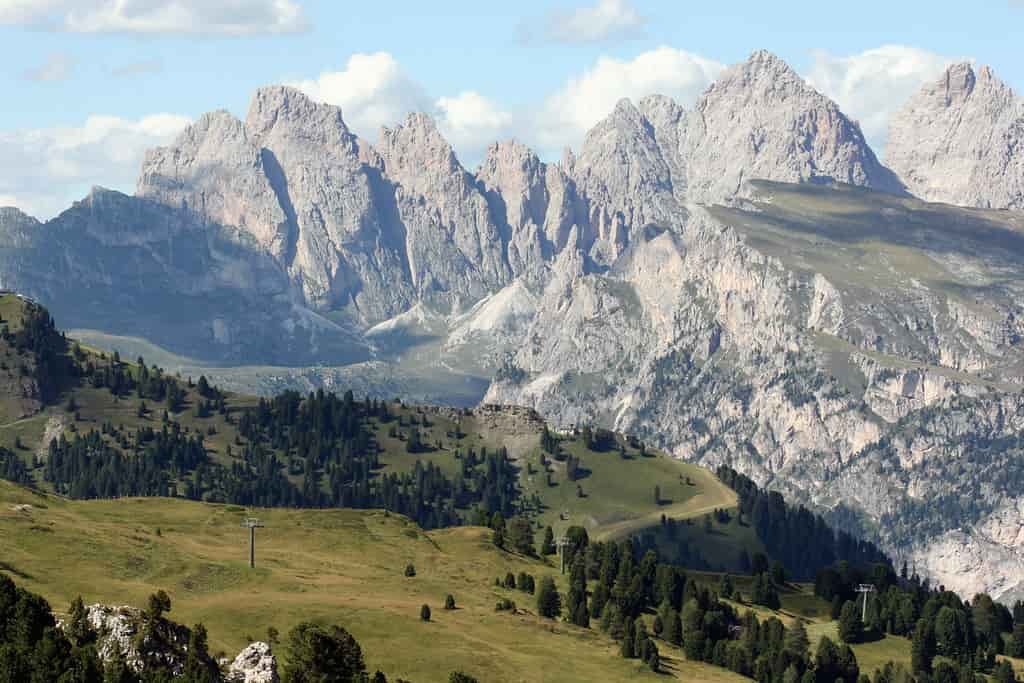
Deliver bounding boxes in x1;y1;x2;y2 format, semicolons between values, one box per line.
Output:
378;113;511;312
138;110;288;254
571;99;681;263
475;140;578;279
887;62;1024;209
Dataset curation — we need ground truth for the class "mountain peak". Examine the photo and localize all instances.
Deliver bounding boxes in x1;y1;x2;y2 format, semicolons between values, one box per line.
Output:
379;112;462;182
940;62;978;105
887;62;1023;209
706;50;804;102
745;49;795;74
245;85;350;141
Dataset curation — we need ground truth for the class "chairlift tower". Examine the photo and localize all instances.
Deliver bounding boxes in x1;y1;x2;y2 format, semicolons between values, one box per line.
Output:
855;584;876;622
241;517;264;569
555;536;572;574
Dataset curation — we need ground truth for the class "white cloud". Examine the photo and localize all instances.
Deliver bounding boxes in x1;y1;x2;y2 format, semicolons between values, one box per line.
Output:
23;52;74;81
804;45;960;155
534;46;724;153
290;52;432;137
0;112;190;219
0;0;307;35
524;0;647;44
435;92;513;160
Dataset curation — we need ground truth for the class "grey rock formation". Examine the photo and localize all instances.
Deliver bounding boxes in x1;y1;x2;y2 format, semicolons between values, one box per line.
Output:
73;604;192;675
227;641;279;683
571;98;681;262
888;62;1024;209
475;140;578;278
377;112;510;312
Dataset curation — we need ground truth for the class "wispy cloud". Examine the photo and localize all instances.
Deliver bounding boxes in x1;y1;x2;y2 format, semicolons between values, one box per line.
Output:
0;112;190;219
534;47;723;152
111;59;163;77
521;0;648;45
289;52;433;136
23;52;74;81
0;0;308;36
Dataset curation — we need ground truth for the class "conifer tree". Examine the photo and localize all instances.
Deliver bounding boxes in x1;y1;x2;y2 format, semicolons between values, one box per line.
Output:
541;526;556;556
838;600;863;643
784;620;810;658
536;576;562;619
912;619;936;674
566;555;589;627
621;617;636;658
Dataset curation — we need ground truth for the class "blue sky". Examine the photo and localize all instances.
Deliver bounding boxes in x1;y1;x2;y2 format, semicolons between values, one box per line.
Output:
1;0;1022;218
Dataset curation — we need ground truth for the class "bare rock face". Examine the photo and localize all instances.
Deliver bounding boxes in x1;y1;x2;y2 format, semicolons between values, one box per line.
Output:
10;49;1024;603
378;113;511;311
887;62;1024;209
572;99;682;262
566;51;904;261
227;641;279;683
475;140;578;278
138;110;289;256
243;86;414;317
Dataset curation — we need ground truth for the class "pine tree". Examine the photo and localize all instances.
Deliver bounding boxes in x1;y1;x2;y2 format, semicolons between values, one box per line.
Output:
491;513;506;549
420;604;431;622
507;516;535;555
66;595;90;645
445;594;456;610
566;555;589;627
663;607;682;646
838;600;863;643
621;617;636;658
784;620;810;658
719;573;734;599
1010;623;1024;657
536;576;562;619
912;619;936;674
993;660;1016;683
541;526;556;556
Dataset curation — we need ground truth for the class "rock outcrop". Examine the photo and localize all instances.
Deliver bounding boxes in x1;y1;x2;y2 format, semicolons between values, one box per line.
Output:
74;604;194;675
887;62;1024;209
227;641;280;683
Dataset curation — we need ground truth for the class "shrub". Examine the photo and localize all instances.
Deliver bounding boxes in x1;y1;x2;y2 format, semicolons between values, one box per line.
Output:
445;594;456;610
420;604;431;622
404;563;416;577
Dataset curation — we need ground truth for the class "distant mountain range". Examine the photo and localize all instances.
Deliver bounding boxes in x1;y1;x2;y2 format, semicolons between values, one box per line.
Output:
2;51;1023;602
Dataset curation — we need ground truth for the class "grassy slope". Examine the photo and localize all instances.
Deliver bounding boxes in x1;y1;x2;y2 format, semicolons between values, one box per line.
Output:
0;481;745;683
